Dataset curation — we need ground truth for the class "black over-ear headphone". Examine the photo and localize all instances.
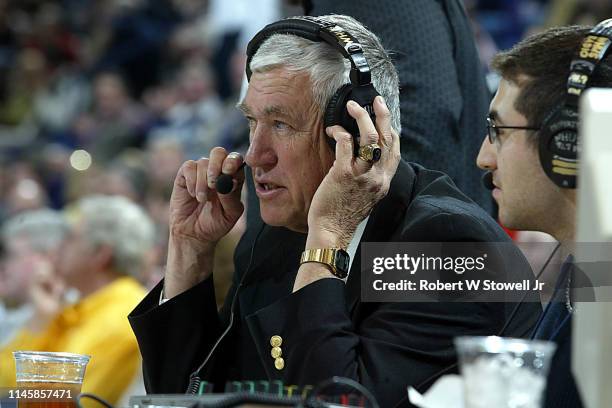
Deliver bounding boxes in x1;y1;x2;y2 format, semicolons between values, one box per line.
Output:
538;18;612;189
245;16;380;153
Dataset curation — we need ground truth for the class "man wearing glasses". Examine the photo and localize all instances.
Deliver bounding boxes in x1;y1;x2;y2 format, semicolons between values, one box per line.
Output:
477;23;612;408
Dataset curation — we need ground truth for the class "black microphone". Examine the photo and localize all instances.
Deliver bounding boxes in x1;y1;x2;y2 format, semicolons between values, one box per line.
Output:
482;171;495;190
216;163;246;194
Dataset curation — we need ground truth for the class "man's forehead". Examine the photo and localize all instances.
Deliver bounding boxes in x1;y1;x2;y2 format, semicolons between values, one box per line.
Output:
237;101;294;118
489;78;525;123
249;68;308;92
239;75;313;119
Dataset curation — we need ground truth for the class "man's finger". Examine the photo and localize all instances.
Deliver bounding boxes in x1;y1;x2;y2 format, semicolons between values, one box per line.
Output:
208;147;227;189
346;100;379;147
346;100;383;169
326;126;353;172
179;160;198;198
221;152;244;175
194;158;210;203
373;96;393;148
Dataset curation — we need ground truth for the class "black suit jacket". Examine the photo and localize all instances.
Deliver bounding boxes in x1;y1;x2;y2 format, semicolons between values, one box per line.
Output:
129;162;540;407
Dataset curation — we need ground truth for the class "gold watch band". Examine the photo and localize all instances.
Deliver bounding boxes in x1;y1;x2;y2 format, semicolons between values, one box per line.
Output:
301;248;336;265
300;248;345;277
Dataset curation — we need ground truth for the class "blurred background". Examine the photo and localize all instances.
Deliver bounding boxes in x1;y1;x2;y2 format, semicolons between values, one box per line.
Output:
0;0;609;290
0;0;610;403
0;0;609;322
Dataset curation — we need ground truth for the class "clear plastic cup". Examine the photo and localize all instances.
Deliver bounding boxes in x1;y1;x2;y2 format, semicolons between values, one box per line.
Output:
454;336;557;408
13;351;90;408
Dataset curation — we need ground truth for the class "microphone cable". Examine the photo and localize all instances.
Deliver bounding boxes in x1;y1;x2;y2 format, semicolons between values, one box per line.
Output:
187;222;266;394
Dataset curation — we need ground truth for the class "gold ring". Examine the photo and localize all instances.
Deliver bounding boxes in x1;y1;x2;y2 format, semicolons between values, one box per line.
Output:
357;143;382;163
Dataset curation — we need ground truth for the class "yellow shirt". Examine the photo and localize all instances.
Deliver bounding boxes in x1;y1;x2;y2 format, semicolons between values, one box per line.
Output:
0;277;146;405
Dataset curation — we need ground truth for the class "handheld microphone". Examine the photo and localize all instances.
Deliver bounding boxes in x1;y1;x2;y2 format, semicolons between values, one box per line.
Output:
216;162;247;194
481;171;495;191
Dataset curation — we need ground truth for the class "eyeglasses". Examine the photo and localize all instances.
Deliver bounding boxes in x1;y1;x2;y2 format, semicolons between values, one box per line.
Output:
486;115;540;145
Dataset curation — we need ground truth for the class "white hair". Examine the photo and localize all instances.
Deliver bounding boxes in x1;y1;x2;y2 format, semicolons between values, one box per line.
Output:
76;195;155;277
2;209;69;254
248;14;401;133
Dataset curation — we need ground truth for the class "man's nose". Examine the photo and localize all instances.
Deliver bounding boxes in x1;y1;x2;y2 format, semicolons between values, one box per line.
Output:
245;127;277;169
476;135;497;171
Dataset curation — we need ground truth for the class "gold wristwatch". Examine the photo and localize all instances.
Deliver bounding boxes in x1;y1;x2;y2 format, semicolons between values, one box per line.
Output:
300;248;350;279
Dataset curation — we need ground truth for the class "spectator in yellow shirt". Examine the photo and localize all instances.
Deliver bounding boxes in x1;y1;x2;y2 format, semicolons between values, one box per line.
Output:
0;195;155;405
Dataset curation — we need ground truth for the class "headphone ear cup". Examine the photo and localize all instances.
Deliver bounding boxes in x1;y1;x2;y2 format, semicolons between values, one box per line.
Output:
324;83;354;151
538;105;579;188
324;83;380;152
324;83;353;130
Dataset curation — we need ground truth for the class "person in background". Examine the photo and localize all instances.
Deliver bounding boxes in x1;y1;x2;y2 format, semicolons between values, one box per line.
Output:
301;0;492;211
0;195;155;405
0;208;68;346
476;22;612;408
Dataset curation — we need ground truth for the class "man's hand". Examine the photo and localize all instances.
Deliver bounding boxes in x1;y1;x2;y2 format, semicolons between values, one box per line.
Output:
27;256;65;332
308;96;400;248
165;148;245;298
295;96;400;291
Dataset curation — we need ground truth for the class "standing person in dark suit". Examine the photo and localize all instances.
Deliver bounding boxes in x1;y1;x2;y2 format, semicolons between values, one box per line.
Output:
476;20;612;408
130;14;540;407
304;0;492;212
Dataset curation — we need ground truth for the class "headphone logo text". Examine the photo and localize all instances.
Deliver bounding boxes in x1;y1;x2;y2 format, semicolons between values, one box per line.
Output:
580;35;608;60
330;27;354;47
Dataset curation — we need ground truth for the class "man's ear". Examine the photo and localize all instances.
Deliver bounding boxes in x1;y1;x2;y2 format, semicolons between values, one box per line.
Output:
91;244;115;272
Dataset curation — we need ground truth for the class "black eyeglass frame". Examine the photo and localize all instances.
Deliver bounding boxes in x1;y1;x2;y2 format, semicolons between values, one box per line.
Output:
486;115;540;145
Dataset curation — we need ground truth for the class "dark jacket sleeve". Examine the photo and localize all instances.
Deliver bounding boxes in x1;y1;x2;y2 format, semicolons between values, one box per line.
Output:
128;278;223;393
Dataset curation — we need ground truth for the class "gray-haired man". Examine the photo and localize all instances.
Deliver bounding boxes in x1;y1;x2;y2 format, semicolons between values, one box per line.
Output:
130;15;540;406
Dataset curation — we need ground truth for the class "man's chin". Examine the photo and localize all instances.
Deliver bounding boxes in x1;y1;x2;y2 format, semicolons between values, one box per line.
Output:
498;211;524;232
259;208;286;227
259;210;307;233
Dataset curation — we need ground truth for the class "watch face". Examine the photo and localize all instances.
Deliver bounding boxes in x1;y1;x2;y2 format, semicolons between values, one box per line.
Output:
334;249;350;278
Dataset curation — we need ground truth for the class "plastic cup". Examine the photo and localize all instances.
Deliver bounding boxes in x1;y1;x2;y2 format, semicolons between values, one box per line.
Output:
13;351;90;408
454;336;556;408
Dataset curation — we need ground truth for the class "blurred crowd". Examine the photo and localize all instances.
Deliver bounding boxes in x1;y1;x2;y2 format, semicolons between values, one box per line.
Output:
0;0;293;299
0;0;290;402
465;0;612;89
0;0;610;293
0;0;609;404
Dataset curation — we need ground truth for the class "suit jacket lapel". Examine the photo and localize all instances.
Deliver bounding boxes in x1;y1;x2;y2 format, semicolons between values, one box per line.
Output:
236;225;305;316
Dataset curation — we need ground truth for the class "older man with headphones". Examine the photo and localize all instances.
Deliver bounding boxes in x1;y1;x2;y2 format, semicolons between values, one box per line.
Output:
130;14;540;406
477;19;612;408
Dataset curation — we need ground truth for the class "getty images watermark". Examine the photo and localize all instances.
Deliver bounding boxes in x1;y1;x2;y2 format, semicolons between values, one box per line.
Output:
361;242;612;302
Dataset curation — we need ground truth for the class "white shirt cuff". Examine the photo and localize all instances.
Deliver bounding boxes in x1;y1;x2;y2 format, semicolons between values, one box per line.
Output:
159;288;169;305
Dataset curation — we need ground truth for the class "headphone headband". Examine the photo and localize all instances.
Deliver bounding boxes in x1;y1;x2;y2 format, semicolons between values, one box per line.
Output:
246;16;372;86
564;19;612;107
539;18;612;189
244;16;381;154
